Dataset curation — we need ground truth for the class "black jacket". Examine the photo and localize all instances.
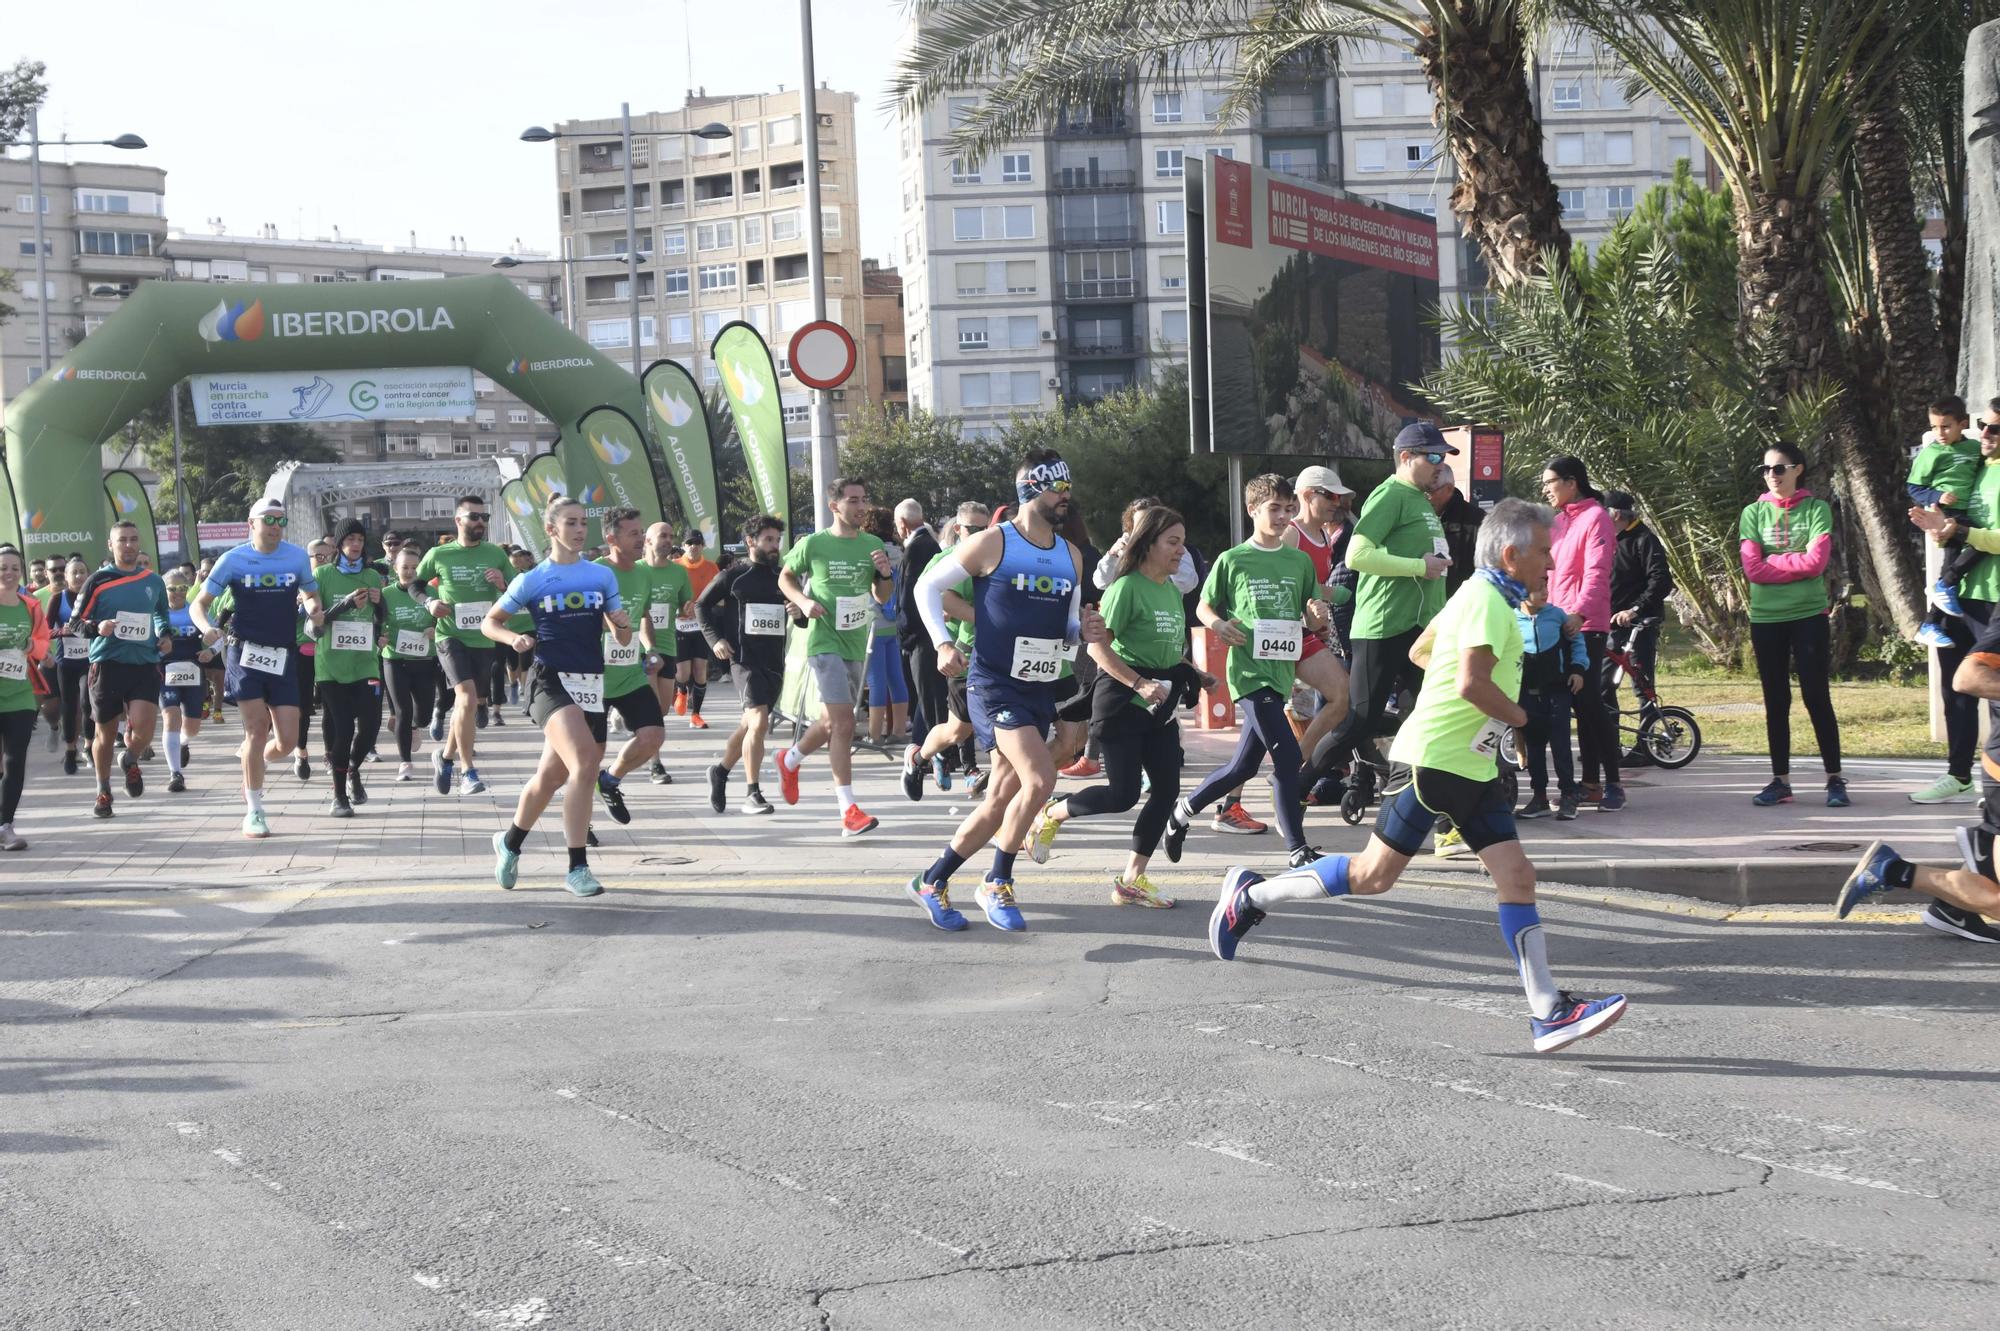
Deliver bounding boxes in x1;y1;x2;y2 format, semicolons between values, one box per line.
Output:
1435;493;1484;595
898;525;940;648
1612;520;1673;622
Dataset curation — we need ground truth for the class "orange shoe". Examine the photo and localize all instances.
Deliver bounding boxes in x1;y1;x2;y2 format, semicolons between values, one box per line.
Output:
1210;801;1268;835
689;712;708;730
674;691;688;716
1059;756;1101;778
841;803;879;837
777;750;801;805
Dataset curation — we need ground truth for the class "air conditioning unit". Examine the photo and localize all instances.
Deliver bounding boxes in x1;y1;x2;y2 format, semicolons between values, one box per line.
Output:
1039;330;1055;341
830;389;846;400
1047;377;1061;388
590;145;611;158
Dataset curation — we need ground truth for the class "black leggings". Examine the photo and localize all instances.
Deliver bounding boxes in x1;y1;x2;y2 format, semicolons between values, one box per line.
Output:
1065;714;1183;855
0;708;33;824
1750;615;1841;778
58;659;90;745
317;678;383;775
1186;688;1308;850
383;658;440;762
1575;632;1620;786
1316;627;1420;777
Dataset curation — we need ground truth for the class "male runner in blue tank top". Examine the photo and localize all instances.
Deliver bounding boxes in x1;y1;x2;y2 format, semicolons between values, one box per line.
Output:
907;449;1107;931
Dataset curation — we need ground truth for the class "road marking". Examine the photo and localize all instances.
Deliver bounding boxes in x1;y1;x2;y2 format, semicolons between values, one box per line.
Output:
1185;1137;1279;1169
1554;1173;1631;1194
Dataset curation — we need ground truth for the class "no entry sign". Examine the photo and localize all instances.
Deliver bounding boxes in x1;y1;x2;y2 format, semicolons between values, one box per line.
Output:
787;320;857;390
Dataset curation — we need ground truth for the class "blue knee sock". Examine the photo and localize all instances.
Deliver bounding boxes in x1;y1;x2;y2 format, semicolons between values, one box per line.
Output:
1498;902;1560;1017
1247;853;1349;909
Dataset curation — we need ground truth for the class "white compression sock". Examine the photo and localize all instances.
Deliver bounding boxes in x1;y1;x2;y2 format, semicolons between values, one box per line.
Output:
836;783;855;812
166;732;184;775
1247;872;1332;908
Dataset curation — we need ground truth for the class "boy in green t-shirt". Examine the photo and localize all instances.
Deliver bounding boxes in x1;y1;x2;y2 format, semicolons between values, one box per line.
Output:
1911;394;1985;647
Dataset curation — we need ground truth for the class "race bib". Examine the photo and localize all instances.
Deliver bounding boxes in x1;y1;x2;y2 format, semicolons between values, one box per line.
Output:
834;594;872;633
1469;714;1509;762
240;641;288;676
1432;535;1451;560
674;615;698;635
648;603;673;630
744;602;787;637
604;632;640;668
0;650;25;682
114;610;151;642
1250;618;1303;662
62;636;87;661
395;629;430;657
330;620;374;653
164;661;200;688
558;671;605;712
453;601;491;632
1009;635;1071;683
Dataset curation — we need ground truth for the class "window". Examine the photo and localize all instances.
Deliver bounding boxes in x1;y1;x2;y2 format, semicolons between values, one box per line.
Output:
822;207;841;237
668;314;693;345
1607;185;1635;218
952;205;1035;240
696;219;736;250
769;115;800;145
1156;200;1185;235
475;408;497;424
1604;131;1634;166
476;440;499;457
955;260;987;296
78;230;155;256
771;210;801;242
276;271;301;284
1557;188;1586;217
1160;309;1188;344
1601;81;1629;111
1553;82;1582;112
953;207;983;241
15;193;49;214
742;215;763;246
1153;92;1183;123
1201;89;1230;122
782;403;811;427
1668;134;1693;165
1155;148;1184;178
960;372;991;409
1354;85;1384;118
452;439;472;456
1063;249;1133;299
664;268;690;296
1006;259;1036;293
1555;133;1585;167
508;407;532;425
1006;315;1037;349
702;309;730;341
17;238;48;256
661;229;687;255
740;122;761;151
75;189;161;216
1355;139;1386;172
951;156;982;184
958;317;989;350
946;96;979;129
699;262;739;292
586;318;627;348
1002;153;1032;183
1403;141;1430;167
1006;371;1040;404
1160;254;1186;290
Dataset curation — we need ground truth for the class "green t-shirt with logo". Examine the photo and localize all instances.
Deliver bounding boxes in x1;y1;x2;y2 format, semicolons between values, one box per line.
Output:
1737;496;1833;624
381;585;437;663
1099;572;1186;711
1199;540;1316;702
0;600;37;713
783;530;887;662
597;557;658;699
1350;476;1448;639
1389;576;1523;784
313;564;386;684
647;559;694;648
1958;458;2000;604
414;542;514;646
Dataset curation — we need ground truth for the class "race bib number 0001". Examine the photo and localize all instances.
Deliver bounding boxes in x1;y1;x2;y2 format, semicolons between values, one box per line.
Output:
744;603;787;637
240;642;288;676
0;650;25;681
834;594;873;633
115;610;151;641
1009;635;1071;683
559;671;605;712
330;620;373;653
453;601;492;632
395;629;430;657
62;636;87;661
604;633;640;668
164;661;200;688
1250;618;1303;662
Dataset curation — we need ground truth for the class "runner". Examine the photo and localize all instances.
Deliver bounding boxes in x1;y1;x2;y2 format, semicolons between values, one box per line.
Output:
416;496;513;797
0;546;52;850
314;521;387;817
158;570;215;794
48;558;91;776
487;496;631;898
591;508;668;827
777;477;895;835
190;498;324;839
74;521;173;819
697;514;789;814
1284;465;1356;788
1025;505;1200;907
291;538;335;780
379;545;439;782
904;449;1105;931
866;507;910;748
642;521;693;783
503;546;537;715
674;532;720;727
1205;499;1631;1053
901;502;988;800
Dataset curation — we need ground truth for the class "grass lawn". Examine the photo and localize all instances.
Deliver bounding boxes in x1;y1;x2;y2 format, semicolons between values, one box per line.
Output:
1649;666;1937;759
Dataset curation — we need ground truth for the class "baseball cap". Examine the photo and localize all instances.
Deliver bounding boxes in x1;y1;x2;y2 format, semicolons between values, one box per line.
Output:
1295;464;1353;496
1603;489;1635;515
1394;421;1459;455
248;497;286;519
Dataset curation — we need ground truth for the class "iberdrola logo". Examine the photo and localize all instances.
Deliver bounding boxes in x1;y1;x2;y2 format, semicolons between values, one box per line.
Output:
576;483;604;504
507;492;536;518
27;510;45;531
508;358;528;375
719;357;764;405
589;432;632;467
650;381;696;428
113;492;139;515
50;366;76;382
198;298;265;343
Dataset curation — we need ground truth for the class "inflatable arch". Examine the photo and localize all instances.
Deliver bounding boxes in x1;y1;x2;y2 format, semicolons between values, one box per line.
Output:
2;274;644;555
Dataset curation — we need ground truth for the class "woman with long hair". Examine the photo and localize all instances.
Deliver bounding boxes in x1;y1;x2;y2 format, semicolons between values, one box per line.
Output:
381;545;442;782
0;546;52;850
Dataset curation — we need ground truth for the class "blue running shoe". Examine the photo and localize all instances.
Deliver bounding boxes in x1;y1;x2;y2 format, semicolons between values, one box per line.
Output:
429;710;447;742
1752;778;1792;807
1598;783;1627;812
1915;622;1955;648
904;875;967;931
1825;776;1850;808
1836;839;1900;919
1932;579;1965;618
492;830;519;890
1531;991;1629;1053
974;878;1026;932
932;755;952;791
564;866;605;898
1208;867;1268;962
432;751;453;795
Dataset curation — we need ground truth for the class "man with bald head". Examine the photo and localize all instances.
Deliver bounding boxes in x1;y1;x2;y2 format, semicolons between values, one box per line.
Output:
896;498;944;746
643;521;694;783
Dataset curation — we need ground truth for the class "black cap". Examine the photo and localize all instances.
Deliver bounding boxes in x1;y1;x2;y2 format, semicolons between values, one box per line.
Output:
1603;489;1635;515
1394;421;1459;455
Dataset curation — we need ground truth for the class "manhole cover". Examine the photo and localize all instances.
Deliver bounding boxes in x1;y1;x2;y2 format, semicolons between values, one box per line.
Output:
637;856;695;867
1787;842;1862;853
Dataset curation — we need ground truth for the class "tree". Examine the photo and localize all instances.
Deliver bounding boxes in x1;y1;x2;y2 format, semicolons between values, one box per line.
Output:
0;59;46;149
132;383;335;525
834;404;1019;524
1904;1;2000;377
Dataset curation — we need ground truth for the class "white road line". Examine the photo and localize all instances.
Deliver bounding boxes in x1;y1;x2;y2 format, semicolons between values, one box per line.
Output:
1554;1173;1631;1194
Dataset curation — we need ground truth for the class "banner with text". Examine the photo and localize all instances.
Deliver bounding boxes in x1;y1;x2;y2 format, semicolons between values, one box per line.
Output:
642;359;721;549
189;366;477;426
501;480;547;559
575;404;664;533
102;470;160;570
711;322;791;544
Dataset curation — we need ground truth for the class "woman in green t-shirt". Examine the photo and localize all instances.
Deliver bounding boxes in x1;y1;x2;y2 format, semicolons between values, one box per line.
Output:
380;545;441;782
1737;442;1844;808
1026;506;1203;908
312;521;387;816
0;545;53;851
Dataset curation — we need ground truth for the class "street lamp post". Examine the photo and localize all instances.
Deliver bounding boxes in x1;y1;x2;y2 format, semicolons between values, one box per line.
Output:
798;0;838;530
22;107;147;371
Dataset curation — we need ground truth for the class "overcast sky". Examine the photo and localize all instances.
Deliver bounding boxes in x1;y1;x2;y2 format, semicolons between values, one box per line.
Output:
7;0;906;262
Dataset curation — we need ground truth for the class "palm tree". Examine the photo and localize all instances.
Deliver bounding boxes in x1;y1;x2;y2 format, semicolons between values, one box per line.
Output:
890;0;1572;287
1903;1;2000;376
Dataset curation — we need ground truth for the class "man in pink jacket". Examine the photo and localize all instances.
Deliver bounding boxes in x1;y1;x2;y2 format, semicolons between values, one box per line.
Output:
1541;455;1626;810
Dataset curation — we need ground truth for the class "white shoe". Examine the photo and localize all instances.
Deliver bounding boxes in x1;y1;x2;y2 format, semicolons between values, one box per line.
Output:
0;823;25;852
397;762;416;782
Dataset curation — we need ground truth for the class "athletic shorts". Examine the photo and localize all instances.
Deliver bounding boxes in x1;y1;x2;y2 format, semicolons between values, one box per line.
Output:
160;669;207;713
676;630;712;664
866;636;909;706
438;638;495;695
1374;764;1517;857
947;674;971;724
732;663;784;709
89;659;161;719
809;653;867;709
223;641;301;709
526;663;608;745
966;669;1057;753
608;683;665;732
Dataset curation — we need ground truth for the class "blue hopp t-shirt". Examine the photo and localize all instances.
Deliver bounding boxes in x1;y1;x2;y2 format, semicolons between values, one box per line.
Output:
497;558;623;674
969;523;1076;688
204;542;319;649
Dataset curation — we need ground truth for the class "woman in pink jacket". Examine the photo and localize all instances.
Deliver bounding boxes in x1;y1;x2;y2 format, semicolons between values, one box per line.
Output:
1542;455;1626;810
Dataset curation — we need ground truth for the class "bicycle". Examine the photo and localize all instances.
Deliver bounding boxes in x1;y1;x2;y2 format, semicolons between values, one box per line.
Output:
1604;618;1702;770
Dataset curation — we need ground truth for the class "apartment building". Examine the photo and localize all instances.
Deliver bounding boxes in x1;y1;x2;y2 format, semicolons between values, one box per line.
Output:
896;23;1709;436
549;87;866;454
862;260;908;418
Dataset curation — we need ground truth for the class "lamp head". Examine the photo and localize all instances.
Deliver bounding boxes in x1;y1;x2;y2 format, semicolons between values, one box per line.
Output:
519;126;557;143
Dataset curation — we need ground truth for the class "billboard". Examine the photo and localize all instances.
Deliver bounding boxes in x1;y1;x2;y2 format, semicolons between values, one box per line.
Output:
1188;155;1441;456
190;366;476;425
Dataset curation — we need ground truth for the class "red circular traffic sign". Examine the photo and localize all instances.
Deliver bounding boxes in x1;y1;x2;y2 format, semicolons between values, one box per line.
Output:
787;320;857;390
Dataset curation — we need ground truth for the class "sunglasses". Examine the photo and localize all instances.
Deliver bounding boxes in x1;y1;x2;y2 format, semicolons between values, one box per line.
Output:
1758;463;1798;476
1981;421;2000;435
461;513;490;523
1410;451;1445;466
259;514;289;527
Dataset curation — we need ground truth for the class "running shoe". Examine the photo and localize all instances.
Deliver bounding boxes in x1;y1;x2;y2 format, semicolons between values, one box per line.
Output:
240;809;270;839
974;878;1025;932
1110;873;1175;908
490;710;505;728
491;831;519;889
1530;991;1629;1052
1518;794;1553;819
1287;844;1323;870
1598;784;1627;812
564;865;605;898
1060;756;1101;779
1915;621;1955;648
181;742;192;766
62;751;79;776
141;745;155;761
1555;794;1580;820
1433;826;1471;859
597;771;632;824
905;875;968;931
167;772;187;794
1211;801;1267;835
1752;778;1793;807
610;713;627;737
841;804;879;837
932;755;952;791
706;764;728;814
1027;800;1062;864
1836;840;1901;919
649;759;672;786
901;745;925;802
1825;776;1850;808
366;750;381;764
1207;867;1267;961
294;752;311;782
92;793;113;819
586;827;600;848
328;797;354;819
966;767;988;795
1579;783;1603;806
776;750;802;806
1922;901;2000;943
349;770;368;806
43;725;56;753
1932;579;1966;617
429;711;447;741
460;771;488;796
120;748;144;798
1956;824;1995;878
689;713;708;730
674;691;688;716
1164;797;1193;864
0;824;24;852
397;761;415;783
476;705;489;729
741;786;775;815
1910;774;1976;804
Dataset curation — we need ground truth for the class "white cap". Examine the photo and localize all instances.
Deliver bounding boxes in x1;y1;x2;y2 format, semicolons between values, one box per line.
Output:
248;496;286;520
1295;464;1353;497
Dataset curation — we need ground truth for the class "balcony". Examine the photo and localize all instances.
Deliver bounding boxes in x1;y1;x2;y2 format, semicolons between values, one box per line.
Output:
1259;100;1335;131
1052;168;1136;193
73;251;164;280
578;143;648;174
1060;278;1137;302
1066;336;1137;358
1268;161;1340;184
1053;113;1131;138
1055;226;1137;249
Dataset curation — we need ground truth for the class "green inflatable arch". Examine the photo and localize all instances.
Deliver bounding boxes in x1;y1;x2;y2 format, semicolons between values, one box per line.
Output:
2;274;646;555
